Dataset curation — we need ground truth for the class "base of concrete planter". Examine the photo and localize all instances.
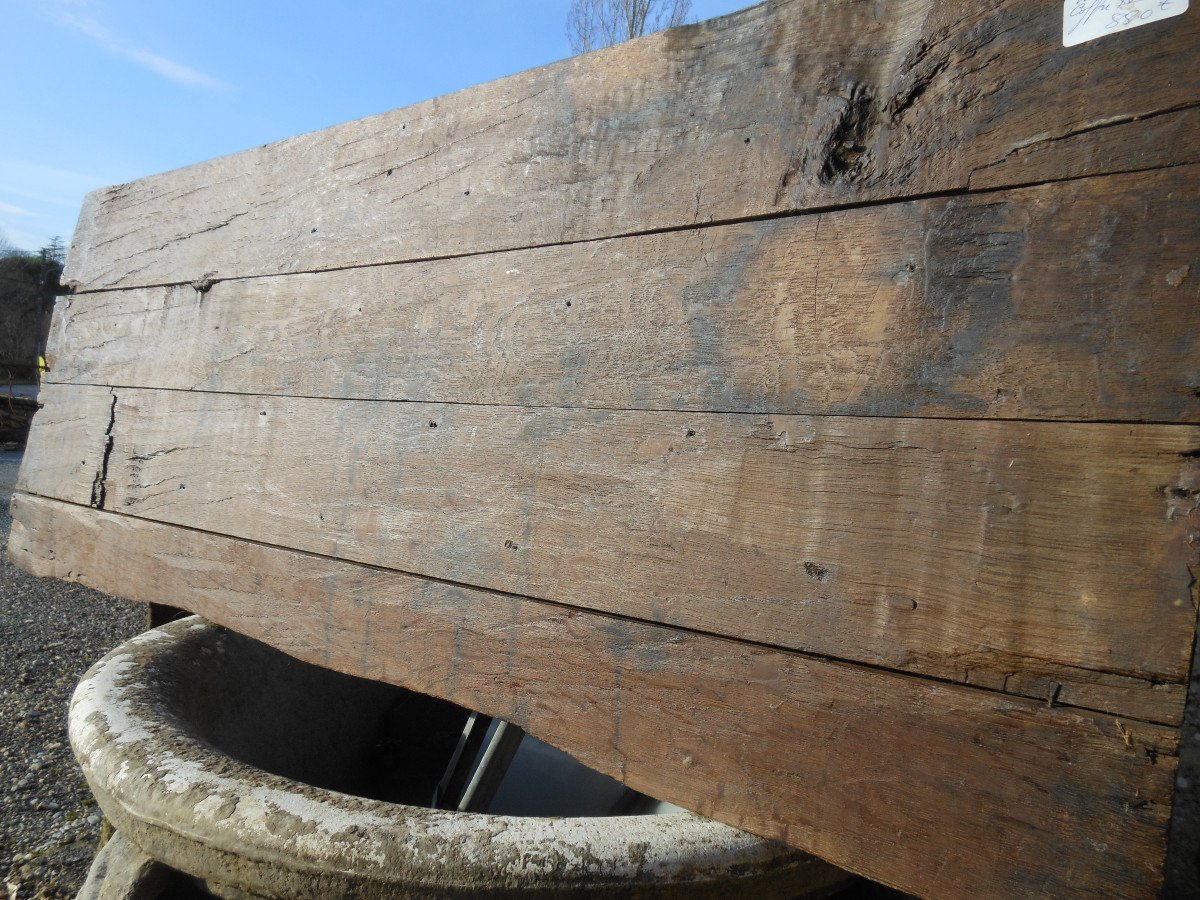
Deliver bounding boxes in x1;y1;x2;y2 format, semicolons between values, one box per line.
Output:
76;831;170;900
70;618;848;899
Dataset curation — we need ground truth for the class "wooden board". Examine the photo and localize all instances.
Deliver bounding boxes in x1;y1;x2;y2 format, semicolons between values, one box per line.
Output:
62;0;1200;292
19;383;1198;724
966;105;1200;191
14;1;1200;895
8;492;1179;900
47;167;1200;423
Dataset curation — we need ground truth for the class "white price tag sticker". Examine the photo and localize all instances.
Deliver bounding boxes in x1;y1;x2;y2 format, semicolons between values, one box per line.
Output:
1063;0;1188;46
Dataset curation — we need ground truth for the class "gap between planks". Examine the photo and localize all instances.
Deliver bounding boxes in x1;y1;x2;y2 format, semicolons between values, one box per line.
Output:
36;379;1200;430
12;486;1187;729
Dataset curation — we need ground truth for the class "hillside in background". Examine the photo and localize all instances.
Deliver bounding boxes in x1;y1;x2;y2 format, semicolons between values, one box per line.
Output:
0;240;62;383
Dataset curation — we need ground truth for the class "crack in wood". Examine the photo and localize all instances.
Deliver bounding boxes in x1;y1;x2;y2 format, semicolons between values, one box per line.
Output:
89;390;117;510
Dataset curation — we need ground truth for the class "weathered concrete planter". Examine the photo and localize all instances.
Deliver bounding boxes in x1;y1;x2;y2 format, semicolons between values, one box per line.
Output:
70;618;845;898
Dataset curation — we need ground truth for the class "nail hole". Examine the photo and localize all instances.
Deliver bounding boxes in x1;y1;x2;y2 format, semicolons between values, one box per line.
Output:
744;137;751;144
463;190;470;196
686;429;695;437
387;168;393;176
565;300;572;307
311;228;317;233
428;421;437;428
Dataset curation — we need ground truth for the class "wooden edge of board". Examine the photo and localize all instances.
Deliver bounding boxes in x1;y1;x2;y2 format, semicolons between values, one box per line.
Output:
45;166;1200;425
61;1;1200;292
16;382;1198;726
6;491;1178;898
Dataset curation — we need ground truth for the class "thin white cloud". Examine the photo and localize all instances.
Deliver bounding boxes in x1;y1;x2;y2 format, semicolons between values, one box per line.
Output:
1;185;90;209
0;157;122;251
0;222;50;253
55;8;228;92
0;157;113;205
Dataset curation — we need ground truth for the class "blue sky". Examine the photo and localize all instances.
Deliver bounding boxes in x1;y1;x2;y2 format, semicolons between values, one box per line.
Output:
0;0;751;253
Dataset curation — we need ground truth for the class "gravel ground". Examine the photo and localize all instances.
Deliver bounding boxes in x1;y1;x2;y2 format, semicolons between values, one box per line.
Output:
0;450;144;900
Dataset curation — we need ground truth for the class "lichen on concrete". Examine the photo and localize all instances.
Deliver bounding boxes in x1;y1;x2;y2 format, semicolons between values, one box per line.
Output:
70;617;845;899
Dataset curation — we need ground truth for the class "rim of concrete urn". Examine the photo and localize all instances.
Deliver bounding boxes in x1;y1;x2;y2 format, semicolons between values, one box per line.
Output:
70;617;836;899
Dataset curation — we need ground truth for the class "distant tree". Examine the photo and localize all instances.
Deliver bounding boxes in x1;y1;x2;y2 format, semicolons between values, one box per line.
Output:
40;235;66;267
0;237;63;381
567;0;693;53
0;229;22;260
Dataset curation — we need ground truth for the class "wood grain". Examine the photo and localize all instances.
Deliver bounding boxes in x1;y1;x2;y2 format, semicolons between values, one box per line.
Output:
19;383;1198;722
8;492;1178;899
967;106;1200;191
62;0;1200;291
48;167;1200;423
22;0;1200;891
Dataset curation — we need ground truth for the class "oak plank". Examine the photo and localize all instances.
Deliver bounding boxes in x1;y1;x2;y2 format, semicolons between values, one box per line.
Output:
7;492;1178;899
19;383;1198;722
968;105;1200;191
63;0;1200;291
48;167;1200;423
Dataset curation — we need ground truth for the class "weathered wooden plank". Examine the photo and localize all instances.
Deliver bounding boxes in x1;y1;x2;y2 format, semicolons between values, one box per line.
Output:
19;383;1198;722
63;0;1200;291
48;167;1200;423
8;492;1178;899
967;105;1200;191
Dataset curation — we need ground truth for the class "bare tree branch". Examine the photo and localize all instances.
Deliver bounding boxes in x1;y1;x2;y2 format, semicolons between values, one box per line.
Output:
567;0;693;53
0;229;23;260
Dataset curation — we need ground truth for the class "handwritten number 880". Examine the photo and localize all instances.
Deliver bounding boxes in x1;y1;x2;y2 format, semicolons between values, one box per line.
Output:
1107;9;1152;28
